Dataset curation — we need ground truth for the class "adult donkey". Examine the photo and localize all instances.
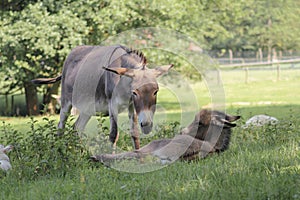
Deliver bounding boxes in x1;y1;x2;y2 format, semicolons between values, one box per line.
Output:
32;45;173;149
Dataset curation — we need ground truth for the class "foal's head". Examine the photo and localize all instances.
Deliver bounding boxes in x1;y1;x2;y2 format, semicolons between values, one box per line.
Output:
181;109;240;151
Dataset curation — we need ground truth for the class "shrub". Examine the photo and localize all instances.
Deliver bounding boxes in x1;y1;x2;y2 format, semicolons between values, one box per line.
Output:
0;115;180;179
0;117;90;180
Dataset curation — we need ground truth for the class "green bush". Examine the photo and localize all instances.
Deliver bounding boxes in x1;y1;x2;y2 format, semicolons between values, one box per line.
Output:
0;115;181;179
0;118;90;180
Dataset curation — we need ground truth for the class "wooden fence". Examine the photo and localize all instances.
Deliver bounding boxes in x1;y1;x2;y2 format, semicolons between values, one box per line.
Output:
218;58;300;83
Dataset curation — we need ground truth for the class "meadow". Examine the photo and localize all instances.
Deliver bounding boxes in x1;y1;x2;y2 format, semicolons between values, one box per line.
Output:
0;68;299;200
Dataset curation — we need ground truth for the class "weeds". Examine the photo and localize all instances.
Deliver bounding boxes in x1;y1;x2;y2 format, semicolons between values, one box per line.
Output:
0;117;89;180
0;115;181;179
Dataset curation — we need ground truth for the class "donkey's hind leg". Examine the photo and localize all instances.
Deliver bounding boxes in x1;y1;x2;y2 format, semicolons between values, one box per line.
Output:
74;113;91;136
57;101;72;135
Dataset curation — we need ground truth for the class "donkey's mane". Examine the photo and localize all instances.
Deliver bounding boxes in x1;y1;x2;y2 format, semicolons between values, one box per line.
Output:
121;46;147;68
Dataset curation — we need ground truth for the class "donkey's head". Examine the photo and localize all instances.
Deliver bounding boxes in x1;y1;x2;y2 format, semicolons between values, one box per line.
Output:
181;109;240;151
104;49;173;134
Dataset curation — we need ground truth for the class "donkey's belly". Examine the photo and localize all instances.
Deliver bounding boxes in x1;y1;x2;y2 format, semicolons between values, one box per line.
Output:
95;101;109;115
94;98;130;116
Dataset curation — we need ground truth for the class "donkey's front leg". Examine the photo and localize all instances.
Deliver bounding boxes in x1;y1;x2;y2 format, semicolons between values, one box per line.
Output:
129;104;140;150
108;101;119;149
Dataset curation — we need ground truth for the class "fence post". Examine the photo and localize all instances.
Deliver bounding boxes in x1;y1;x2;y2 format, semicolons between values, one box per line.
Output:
245;67;249;84
241;59;248;84
277;63;280;81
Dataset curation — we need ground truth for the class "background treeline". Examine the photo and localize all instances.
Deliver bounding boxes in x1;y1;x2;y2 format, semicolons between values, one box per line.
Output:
1;0;299;115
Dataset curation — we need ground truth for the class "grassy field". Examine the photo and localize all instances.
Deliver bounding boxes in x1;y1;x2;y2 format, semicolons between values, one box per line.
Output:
0;69;299;200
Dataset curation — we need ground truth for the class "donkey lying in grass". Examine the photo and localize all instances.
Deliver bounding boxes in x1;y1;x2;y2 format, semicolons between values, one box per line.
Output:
91;109;240;165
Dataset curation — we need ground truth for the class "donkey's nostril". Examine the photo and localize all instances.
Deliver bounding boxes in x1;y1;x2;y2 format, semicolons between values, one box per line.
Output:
141;121;151;127
140;122;153;134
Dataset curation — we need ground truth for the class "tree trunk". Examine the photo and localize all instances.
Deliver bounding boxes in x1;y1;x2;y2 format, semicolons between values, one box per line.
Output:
5;95;9;116
267;47;272;63
279;50;282;60
229;49;233;64
258;48;263;62
267;18;272;63
42;82;60;114
24;81;39;116
272;48;277;62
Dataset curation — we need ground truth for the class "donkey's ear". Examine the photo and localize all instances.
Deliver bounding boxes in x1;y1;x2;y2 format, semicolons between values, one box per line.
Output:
153;64;173;77
103;67;135;78
212;115;238;128
225;115;241;122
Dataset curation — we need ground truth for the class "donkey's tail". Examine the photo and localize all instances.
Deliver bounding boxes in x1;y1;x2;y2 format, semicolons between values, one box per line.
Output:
31;75;62;84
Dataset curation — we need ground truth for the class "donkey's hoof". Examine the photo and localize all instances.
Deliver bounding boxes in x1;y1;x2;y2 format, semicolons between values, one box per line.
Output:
90;155;100;162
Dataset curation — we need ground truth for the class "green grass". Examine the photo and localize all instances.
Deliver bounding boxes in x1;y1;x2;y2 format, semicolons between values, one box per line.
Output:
0;69;300;200
157;68;300;111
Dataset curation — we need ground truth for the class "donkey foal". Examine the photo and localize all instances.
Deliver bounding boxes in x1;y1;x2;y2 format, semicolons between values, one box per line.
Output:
92;109;240;165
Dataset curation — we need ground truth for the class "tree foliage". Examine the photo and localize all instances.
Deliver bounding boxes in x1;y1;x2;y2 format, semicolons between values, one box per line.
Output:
0;0;299;115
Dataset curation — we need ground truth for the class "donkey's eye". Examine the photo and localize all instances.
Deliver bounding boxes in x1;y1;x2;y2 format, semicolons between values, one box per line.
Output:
132;91;138;96
153;90;158;96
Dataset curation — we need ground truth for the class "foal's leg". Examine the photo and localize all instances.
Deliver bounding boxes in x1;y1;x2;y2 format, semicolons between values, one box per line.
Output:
91;151;142;164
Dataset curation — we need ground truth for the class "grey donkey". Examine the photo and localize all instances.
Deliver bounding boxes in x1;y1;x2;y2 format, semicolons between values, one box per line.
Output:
32;45;173;150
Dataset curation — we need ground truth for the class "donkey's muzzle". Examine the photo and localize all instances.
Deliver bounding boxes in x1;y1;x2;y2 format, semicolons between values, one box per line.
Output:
141;123;153;134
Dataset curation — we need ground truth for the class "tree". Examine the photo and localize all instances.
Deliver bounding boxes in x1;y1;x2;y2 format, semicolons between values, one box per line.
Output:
0;2;88;115
1;0;300;115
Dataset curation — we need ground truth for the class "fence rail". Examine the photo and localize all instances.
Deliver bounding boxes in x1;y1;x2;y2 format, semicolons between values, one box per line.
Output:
219;58;300;69
218;58;300;83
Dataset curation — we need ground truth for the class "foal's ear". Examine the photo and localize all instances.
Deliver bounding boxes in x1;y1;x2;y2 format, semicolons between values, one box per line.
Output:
225;115;241;122
212;115;239;128
153;64;173;77
103;67;135;78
